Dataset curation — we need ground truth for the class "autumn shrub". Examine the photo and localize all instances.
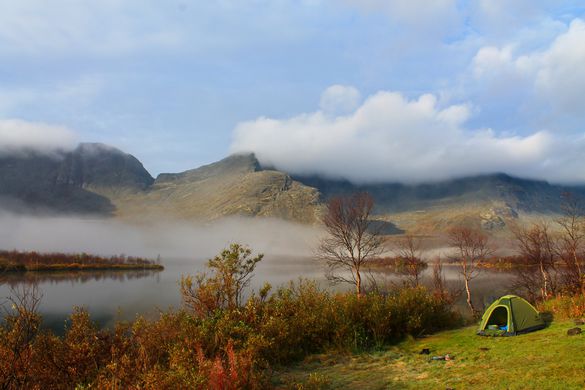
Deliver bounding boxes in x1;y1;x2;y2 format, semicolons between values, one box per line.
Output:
0;288;42;389
0;244;458;388
0;250;159;268
176;272;457;366
180;243;263;317
236;282;457;361
251;280;334;362
324;287;459;351
0;286;454;388
539;294;585;319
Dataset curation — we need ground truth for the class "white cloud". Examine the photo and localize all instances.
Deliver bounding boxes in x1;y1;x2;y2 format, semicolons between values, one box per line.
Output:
0;75;104;115
347;0;456;18
471;0;542;38
472;46;515;78
231;87;585;184
470;18;585;120
344;0;580;45
343;0;460;36
470;0;583;40
319;85;361;115
0;119;77;155
0;0;330;59
0;0;182;56
534;19;585;115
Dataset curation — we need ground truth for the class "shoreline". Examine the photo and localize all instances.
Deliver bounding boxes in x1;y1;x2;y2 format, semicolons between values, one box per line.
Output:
0;249;164;273
0;263;164;273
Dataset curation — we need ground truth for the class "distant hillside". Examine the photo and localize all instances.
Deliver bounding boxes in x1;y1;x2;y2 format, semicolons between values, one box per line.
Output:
0;143;153;215
1;143;584;231
292;173;585;232
60;143;154;196
112;154;322;223
292;173;585;215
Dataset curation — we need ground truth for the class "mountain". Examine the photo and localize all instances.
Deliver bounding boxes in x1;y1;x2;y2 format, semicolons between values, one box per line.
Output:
292;173;584;214
0;147;321;223
292;173;585;232
59;143;154;196
1;143;584;231
0;143;153;215
112;154;322;223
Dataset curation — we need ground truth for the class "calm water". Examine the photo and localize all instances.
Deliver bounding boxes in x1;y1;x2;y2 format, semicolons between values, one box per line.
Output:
0;256;515;332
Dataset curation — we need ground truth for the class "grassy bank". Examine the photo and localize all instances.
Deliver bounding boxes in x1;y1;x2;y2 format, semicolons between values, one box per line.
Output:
275;319;585;389
0;250;163;272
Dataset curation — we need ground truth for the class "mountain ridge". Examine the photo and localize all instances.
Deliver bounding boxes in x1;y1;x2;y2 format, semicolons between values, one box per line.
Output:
1;143;583;230
291;171;584;214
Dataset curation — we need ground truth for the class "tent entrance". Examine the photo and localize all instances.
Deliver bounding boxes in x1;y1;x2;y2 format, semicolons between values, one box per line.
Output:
485;306;509;329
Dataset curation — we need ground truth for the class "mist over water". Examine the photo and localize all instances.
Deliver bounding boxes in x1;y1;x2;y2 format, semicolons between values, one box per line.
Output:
0;212;323;259
0;212;329;330
0;212;515;332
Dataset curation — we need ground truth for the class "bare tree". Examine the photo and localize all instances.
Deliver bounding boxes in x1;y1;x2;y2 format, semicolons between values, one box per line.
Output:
512;221;557;301
394;234;426;287
557;193;585;295
431;255;452;303
317;192;384;297
448;226;492;316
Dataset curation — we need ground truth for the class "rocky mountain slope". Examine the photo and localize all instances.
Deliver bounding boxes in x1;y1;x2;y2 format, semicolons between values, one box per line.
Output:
113;154;322;223
294;173;585;232
1;143;584;230
0;146;322;223
294;173;581;215
0;143;152;215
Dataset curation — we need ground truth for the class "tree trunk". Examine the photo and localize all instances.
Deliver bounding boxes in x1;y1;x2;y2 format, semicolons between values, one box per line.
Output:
572;249;584;295
356;270;362;298
539;260;549;300
463;276;474;315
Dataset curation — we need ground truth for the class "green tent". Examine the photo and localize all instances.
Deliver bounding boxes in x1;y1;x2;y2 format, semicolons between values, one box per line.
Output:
477;295;545;336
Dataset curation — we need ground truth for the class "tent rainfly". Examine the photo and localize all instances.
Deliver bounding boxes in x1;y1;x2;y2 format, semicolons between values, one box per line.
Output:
477;295;546;336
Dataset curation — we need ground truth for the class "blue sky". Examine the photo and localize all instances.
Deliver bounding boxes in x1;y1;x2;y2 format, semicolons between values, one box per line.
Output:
1;1;585;183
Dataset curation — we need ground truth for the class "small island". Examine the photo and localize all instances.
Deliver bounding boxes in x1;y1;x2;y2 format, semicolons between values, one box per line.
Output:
0;250;164;272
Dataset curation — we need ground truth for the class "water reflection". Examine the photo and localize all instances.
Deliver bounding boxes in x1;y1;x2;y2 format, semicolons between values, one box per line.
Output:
366;265;516;312
0;257;517;333
0;269;162;287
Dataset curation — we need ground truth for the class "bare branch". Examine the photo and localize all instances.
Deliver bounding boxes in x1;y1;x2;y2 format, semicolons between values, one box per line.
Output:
316;192;385;297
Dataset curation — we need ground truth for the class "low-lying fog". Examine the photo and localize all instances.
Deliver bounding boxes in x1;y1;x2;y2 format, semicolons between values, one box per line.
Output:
0;211;517;331
0;212;332;330
0;211;324;260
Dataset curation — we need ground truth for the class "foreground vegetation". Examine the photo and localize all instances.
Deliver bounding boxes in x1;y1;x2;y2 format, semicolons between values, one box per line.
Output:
0;244;458;389
0;250;163;272
0;243;583;388
276;318;585;390
0;284;456;388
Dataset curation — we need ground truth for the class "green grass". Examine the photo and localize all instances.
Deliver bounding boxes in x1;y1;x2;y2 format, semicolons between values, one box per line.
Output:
274;320;585;390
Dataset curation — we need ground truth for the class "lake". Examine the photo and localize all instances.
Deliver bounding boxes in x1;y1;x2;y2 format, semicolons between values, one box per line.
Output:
0;255;516;333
